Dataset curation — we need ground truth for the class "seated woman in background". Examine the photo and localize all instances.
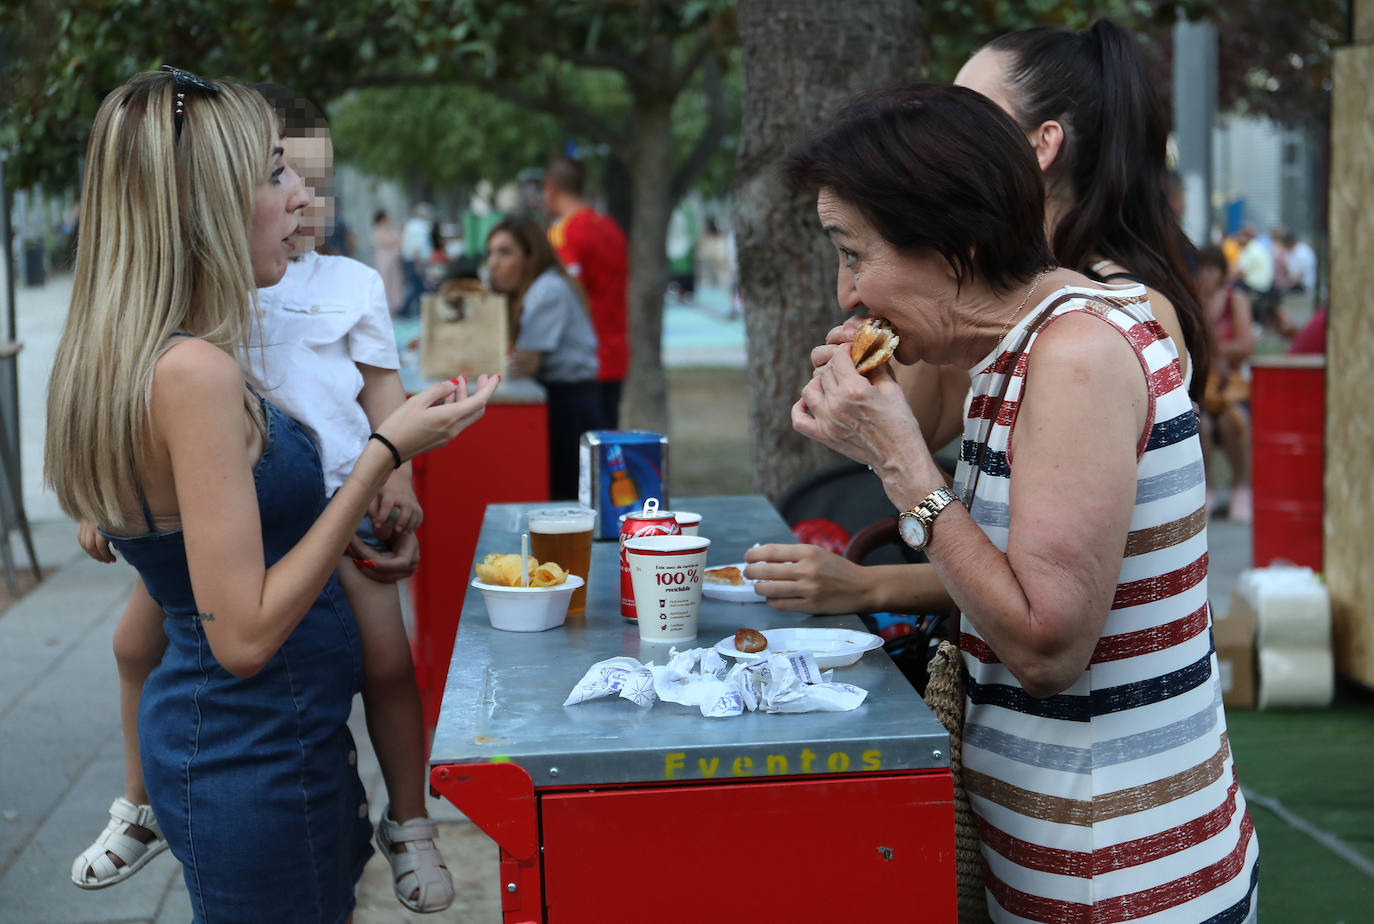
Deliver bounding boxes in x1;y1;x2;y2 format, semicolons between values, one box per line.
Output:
486;216;605;500
1197;243;1256;521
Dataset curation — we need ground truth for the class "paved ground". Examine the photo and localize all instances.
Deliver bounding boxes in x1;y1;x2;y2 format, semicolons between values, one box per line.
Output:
0;274;1253;923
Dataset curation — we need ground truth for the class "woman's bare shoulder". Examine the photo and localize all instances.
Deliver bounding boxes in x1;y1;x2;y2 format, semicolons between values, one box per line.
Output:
151;339;244;415
1032;308;1145;382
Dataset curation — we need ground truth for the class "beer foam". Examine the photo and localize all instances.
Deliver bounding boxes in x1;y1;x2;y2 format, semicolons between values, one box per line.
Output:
528;508;595;534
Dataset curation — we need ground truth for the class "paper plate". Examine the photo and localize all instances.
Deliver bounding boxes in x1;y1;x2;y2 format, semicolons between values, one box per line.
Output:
714;627;883;669
701;562;766;604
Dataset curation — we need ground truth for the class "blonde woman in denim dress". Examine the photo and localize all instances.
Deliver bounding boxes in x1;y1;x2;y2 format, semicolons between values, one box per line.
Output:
43;70;498;922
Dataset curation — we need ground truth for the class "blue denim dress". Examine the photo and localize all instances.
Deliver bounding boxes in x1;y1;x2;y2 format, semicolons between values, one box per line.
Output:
104;396;374;923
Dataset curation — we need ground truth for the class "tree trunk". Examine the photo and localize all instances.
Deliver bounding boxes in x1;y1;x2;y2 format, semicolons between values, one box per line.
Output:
621;95;675;433
604;154;634;238
734;1;924;501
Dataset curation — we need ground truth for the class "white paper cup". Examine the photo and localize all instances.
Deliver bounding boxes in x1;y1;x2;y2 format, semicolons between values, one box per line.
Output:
623;535;711;642
673;511;702;536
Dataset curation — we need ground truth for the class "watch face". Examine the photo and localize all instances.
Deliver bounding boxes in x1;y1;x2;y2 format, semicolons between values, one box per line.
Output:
899;514;928;549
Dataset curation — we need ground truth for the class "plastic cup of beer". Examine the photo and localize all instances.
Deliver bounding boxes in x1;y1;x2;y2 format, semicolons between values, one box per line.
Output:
674;511;702;536
527;507;596;616
623;534;711;642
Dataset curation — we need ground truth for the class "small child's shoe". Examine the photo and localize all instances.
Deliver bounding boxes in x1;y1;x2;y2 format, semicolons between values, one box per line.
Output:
375;807;455;913
71;797;168;889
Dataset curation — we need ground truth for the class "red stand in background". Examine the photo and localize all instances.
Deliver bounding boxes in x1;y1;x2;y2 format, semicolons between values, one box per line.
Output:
1250;355;1325;571
410;402;549;730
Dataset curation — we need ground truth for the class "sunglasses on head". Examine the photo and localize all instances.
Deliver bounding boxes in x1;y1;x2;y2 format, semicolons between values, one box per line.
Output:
160;65;218;141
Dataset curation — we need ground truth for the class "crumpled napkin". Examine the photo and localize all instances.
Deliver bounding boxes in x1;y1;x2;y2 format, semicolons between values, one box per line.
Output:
564;647;867;717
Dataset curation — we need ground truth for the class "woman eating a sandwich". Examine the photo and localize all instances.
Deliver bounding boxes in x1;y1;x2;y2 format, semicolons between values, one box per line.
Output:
772;83;1257;922
746;19;1207;618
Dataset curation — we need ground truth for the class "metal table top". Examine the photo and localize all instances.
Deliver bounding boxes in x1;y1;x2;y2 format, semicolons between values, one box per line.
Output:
430;496;950;787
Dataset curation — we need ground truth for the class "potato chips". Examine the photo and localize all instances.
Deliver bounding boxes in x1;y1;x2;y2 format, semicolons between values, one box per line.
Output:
530;561;568;587
475;553;568;587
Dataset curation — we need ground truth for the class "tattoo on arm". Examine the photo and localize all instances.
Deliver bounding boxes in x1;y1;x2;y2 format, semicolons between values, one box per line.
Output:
196;612;215;622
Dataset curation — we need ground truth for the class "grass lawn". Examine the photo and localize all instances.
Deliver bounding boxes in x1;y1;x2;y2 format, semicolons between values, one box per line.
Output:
1228;686;1374;921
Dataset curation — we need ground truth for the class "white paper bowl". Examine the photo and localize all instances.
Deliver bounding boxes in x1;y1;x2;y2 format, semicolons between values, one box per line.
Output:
470;575;584;632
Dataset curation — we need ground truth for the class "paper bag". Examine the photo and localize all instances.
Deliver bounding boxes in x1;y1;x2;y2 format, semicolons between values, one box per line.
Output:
418;283;508;380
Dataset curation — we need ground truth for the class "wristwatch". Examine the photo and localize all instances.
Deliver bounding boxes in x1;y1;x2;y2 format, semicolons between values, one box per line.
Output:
897;487;956;551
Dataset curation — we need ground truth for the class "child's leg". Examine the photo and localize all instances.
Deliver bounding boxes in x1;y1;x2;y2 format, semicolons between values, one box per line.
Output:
73;580;168;888
114;580;166;804
338;558;454;912
336;558;428;822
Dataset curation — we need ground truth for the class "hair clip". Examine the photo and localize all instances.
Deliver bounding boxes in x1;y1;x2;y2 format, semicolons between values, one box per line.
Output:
160;65;219;140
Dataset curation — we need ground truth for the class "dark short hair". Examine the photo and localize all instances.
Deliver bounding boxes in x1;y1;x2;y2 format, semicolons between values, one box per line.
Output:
1196;244;1228;274
783;83;1053;293
247;82;327;136
544;155;584;196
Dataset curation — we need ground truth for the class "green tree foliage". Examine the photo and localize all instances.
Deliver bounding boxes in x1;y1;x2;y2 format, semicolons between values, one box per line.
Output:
328;86;563;193
923;0;1142;79
0;0;733;192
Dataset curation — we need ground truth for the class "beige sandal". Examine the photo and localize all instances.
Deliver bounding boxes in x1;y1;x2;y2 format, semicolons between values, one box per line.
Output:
71;797;168;889
375;808;454;913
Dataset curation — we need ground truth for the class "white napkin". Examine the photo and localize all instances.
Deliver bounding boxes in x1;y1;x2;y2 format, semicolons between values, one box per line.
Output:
564;647;867;717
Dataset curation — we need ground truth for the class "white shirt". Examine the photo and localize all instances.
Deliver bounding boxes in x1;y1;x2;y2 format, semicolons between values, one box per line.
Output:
1288;241;1317;291
402;217;432;263
1237;239;1273;292
244;251;400;495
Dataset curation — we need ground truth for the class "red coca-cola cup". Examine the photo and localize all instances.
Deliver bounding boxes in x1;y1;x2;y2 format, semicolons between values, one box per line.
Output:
619;498;681;620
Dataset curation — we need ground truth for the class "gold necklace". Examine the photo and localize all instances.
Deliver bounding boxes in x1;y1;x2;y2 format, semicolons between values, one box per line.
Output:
993;268;1050;350
961;268;1051;506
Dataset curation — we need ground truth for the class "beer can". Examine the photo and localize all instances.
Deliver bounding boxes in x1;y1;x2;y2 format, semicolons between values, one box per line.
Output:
619;498;681;620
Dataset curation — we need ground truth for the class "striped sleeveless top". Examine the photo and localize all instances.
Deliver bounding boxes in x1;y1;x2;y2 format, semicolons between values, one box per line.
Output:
954;284;1259;922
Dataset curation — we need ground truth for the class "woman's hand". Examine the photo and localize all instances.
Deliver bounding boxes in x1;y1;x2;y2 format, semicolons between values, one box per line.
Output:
374;374;500;462
808;318;865;369
77;521;116;563
743;543;874;614
792;343;926;473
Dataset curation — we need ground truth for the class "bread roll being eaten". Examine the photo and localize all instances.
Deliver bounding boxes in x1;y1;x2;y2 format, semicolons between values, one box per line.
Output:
850;317;899;374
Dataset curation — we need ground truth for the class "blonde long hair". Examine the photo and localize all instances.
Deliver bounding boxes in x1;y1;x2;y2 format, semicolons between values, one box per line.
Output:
44;71;275;526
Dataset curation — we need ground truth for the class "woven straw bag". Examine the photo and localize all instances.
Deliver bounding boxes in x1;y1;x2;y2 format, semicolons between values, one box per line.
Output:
925;639;988;922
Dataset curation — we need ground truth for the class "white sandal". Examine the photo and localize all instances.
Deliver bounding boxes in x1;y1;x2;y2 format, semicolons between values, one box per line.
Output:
375;808;455;914
71;797;169;889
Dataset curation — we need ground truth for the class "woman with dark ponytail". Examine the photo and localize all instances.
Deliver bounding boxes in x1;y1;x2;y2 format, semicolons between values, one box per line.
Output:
886;20;1211;453
957;19;1208;398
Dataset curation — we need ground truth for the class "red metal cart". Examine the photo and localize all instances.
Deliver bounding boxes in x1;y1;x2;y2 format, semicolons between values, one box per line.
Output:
429;496;957;922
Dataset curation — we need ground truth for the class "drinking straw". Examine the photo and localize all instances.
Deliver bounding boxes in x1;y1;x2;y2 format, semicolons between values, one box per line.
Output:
520;532;529;587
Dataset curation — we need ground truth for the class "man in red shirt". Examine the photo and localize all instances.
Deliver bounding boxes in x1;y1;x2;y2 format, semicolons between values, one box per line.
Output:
544;156;629;427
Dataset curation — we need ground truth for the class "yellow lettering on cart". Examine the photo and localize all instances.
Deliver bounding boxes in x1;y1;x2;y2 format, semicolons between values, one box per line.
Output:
662;748;885;780
665;752;686;779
